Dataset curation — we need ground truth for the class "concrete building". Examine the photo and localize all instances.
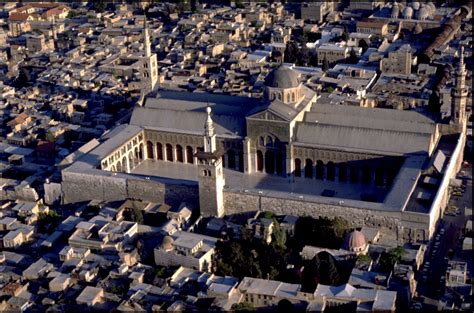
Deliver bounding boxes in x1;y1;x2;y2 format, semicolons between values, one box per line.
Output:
300;2;334;23
154;231;217;272
316;43;352;66
76;286;104;307
313;283;397;311
446;261;467;286
237;277;307;307
380;44;413;76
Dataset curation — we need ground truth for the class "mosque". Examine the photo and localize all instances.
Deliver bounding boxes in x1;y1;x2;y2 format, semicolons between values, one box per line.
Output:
60;19;469;244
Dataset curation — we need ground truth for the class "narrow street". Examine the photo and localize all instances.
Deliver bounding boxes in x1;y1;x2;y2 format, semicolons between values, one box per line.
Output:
416;164;472;310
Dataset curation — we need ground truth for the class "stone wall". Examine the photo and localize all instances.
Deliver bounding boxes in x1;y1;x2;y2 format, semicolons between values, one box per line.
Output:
61;170;199;207
223;191;402;231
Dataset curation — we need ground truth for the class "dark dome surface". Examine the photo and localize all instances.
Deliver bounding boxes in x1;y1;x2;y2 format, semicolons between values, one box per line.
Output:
264;65;300;88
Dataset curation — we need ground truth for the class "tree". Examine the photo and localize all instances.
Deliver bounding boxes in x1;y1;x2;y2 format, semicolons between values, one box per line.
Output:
428;90;441;114
319;252;340;285
67;10;77;19
284;41;298;63
322;56;330;72
13;69;29;88
296;46;310;66
123;207;144;224
309;53;318;67
378;246;406;273
341;26;349;42
301;255;321;292
277;299;294;313
45;131;55;143
347;48;358;64
272;222;287;249
231;302;256;312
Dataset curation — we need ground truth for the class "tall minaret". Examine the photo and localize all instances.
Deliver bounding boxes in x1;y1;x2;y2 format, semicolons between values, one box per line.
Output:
451;45;468;128
139;15;158;105
196;106;225;217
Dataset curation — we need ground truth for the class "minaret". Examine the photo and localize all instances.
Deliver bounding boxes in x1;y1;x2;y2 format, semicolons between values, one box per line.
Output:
196;106;225;217
451;45;468;128
139;15;158;105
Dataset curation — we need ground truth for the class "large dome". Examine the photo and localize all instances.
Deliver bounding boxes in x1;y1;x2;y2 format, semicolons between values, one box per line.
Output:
343;230;367;251
264;65;300;89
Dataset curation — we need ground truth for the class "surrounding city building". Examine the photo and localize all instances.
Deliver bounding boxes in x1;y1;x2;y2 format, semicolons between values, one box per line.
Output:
0;1;472;312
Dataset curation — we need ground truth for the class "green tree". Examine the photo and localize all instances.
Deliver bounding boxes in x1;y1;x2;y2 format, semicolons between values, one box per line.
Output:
322;56;330;72
277;299;294;313
378;246;406;272
271;222;287;249
347;48;358;64
123;206;144;224
319;252;340;285
67;10;77;19
284;41;298;63
45;131;55;143
231;302;256;312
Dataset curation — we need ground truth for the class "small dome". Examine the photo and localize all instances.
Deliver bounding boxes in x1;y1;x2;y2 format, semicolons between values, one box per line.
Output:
161;236;174;250
417;7;430;20
391;3;400;18
411;2;420;10
343;230;367;251
402;6;413;19
427;2;436;13
264;65;300;89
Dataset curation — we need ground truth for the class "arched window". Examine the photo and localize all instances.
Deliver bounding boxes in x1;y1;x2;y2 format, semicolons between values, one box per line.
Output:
375;168;385;187
327;162;335;181
276;152;283;175
227;150;236;169
146;141;154;159
266;136;273;146
166;144;173;161
156;143;163;160
265;151;275;174
116;161;122;172
316;160;324;179
186;146;194;164
256;150;264;172
134;147;139;160
295;158;302;177
277;93;282;101
362;166;371;185
122;156;127;172
291;92;295;102
349;166;358;183
338;163;347;182
305;159;313;178
138;143;143;160
259;136;265;146
176;145;183;163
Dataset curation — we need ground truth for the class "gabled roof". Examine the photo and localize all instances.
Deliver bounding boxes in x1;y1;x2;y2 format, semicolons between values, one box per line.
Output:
294;122;432;155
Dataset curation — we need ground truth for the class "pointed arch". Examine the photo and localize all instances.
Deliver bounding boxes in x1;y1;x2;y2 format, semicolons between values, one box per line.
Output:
156;142;163;160
186;146;194;164
294;158;302;177
176;145;183;163
256;150;264;172
305;159;313;178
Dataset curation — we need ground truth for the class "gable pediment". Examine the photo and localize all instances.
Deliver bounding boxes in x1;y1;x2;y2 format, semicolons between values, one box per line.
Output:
248;110;287;121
